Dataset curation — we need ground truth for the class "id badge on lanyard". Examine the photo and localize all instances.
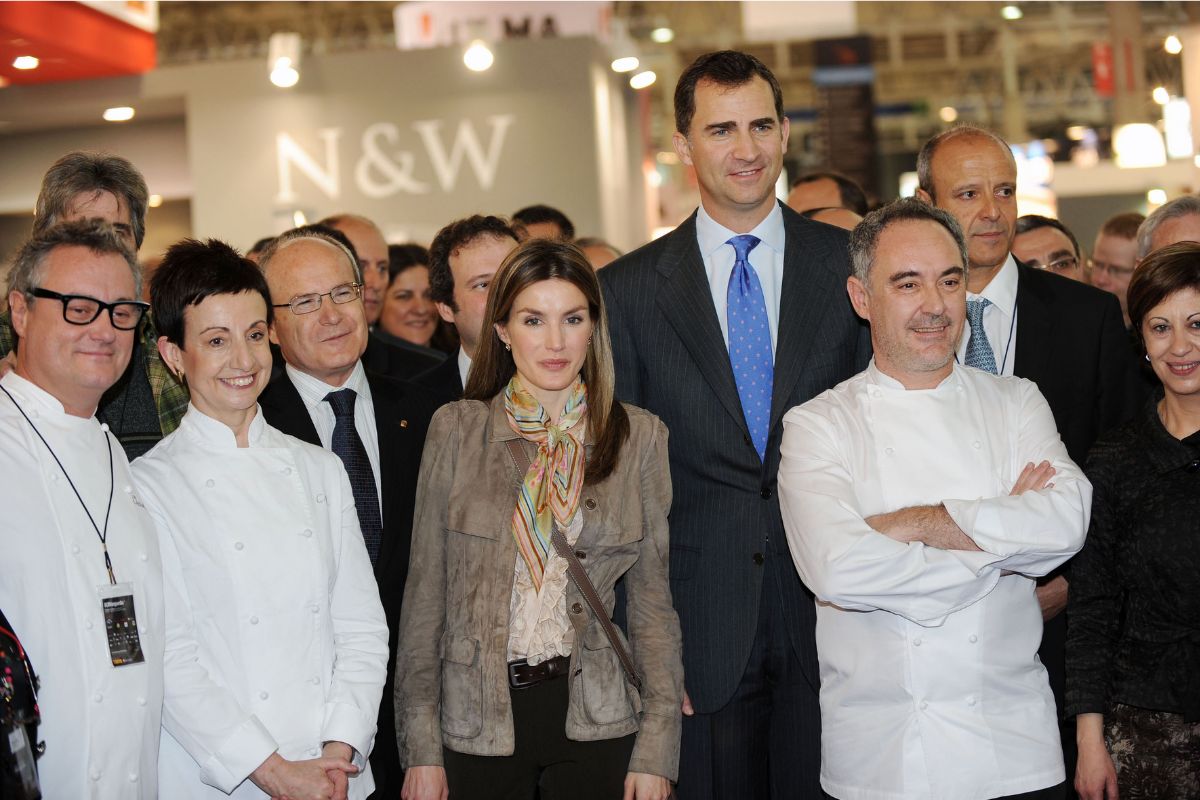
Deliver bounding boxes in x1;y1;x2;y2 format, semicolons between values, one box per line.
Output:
98;582;144;667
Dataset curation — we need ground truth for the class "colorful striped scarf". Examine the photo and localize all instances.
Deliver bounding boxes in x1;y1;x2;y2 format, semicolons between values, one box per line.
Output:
504;373;588;592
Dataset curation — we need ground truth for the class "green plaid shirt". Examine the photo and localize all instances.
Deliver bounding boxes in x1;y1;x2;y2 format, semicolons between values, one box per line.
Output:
0;310;188;435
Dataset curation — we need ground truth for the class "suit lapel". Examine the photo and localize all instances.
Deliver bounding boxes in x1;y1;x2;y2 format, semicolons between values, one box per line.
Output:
1012;263;1053;383
259;373;321;446
365;372;407;582
655;214;750;440
769;209;839;432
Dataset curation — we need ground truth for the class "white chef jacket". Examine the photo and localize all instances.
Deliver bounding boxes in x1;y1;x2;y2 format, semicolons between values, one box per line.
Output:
778;362;1091;800
132;404;388;798
0;372;164;799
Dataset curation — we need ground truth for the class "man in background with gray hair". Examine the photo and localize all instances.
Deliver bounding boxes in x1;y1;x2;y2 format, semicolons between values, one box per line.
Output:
1136;194;1200;260
0;219;165;798
0;151;188;459
780;199;1089;800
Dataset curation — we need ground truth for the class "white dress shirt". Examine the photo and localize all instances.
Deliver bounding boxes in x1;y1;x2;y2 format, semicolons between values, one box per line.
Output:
457;347;472;390
957;254;1019;376
778;362;1090;800
132;405;388;798
0;372;164;799
286;361;381;512
695;201;785;353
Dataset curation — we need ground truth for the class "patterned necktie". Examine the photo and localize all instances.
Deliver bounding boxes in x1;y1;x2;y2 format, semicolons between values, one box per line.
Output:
726;234;773;462
324;388;383;564
964;298;998;374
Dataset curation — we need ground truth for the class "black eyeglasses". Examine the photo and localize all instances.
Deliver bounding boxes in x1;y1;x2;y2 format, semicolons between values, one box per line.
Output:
29;288;149;331
271;282;363;315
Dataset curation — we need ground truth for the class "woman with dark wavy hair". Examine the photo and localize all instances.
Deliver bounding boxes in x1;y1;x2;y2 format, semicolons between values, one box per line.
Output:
1068;241;1200;800
397;239;683;800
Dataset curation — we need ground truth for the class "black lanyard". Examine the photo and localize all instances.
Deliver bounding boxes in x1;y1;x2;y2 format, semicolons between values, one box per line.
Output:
1;383;117;584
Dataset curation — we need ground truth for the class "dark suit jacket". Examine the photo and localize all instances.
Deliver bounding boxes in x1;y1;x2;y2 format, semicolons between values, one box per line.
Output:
1010;262;1143;720
258;366;438;798
598;203;871;713
414;349;464;404
363;334;443;383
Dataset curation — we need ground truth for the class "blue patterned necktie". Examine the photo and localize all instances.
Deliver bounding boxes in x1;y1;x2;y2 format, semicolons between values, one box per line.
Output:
726;234;773;462
324;388;383;564
964;298;998;374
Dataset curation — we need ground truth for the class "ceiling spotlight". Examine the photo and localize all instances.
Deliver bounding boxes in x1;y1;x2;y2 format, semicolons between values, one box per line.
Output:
630;70;657;90
1001;5;1023;20
1164;35;1183;55
12;55;39;70
651;27;675;44
1113;123;1166;169
268;32;301;88
939;106;958;123
611;56;640;73
1147;188;1167;206
148;194;163;208
463;39;494;72
1065;125;1088;141
1152;86;1170;105
292;210;308;228
103;107;135;122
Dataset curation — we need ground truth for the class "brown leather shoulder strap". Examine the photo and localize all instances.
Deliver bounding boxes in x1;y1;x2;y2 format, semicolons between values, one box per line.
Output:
505;439;642;690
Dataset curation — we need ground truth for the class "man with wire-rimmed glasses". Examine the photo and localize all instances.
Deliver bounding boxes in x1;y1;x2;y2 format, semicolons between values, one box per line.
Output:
254;227;439;798
0;218;165;798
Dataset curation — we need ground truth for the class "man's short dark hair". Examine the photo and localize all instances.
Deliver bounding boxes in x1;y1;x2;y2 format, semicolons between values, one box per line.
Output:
151;239;273;347
1098;212;1145;242
674;50;784;136
849;198;968;284
388;243;431;281
34;152;149;250
791;171;869;215
512;205;575;240
1015;215;1081;259
428;215;518;310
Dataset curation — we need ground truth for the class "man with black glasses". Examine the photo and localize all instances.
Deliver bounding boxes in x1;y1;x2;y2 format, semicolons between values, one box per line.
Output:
254;227;438;799
0;219;165;798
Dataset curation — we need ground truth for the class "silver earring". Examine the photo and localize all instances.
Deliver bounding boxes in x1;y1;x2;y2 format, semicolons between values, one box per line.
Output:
505;343;511;352
1145;354;1150;362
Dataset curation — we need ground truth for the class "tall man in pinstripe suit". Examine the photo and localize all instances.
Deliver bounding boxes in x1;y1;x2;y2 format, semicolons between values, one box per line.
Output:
599;51;871;798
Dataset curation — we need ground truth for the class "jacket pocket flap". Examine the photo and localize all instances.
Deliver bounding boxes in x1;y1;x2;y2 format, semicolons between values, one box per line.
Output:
439;631;480;666
445;504;504;540
581;623;621;651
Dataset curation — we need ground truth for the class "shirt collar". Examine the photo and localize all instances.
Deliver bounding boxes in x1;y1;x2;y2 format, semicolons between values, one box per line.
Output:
1;371;70;417
969;253;1018;317
865;359;960;392
179;402;267;449
696;201;785;263
286;360;370;409
457;347;472;390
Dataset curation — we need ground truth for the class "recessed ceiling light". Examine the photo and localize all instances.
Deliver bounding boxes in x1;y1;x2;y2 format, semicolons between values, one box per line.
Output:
463;40;494;72
1164;35;1182;55
1152;86;1170;105
148;194;163;208
939;106;958;123
12;55;39;70
611;56;640;73
1001;5;1023;20
651;27;674;44
630;70;657;90
1147;188;1167;206
103;107;135;122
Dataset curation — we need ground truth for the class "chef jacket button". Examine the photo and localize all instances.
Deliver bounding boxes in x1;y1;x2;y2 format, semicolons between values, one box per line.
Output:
919;701;928;711
584;498;597;511
249;615;259;625
71;544;81;555
84;619;94;629
234;541;245;551
310;604;320;614
311;676;320;685
123;485;132;493
50;473;59;482
885;447;894;456
283;467;292;475
302;529;313;538
871;389;882;398
93;692;103;703
912;637;922;647
259;691;269;700
967;696;977;707
969;634;978;643
128;772;139;782
99;423;109;432
90;768;102;781
310;747;321;757
972;441;982;449
316;493;326;503
139;552;148;561
205;479;215;488
137;696;147;706
571;602;584;615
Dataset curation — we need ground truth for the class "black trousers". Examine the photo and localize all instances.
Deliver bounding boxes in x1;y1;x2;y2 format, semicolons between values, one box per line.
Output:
997;781;1068;800
443;672;635;800
676;553;824;800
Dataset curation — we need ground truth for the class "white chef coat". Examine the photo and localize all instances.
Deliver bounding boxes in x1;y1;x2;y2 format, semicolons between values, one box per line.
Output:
0;371;164;799
132;404;388;798
778;362;1091;800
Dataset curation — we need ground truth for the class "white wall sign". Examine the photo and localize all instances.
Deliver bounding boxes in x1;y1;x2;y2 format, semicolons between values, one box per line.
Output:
395;2;611;49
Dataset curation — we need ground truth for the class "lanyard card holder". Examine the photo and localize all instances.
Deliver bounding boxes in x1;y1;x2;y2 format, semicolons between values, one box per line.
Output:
98;583;144;667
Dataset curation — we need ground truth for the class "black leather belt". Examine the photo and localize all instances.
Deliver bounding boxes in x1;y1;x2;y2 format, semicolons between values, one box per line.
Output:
507;655;570;689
